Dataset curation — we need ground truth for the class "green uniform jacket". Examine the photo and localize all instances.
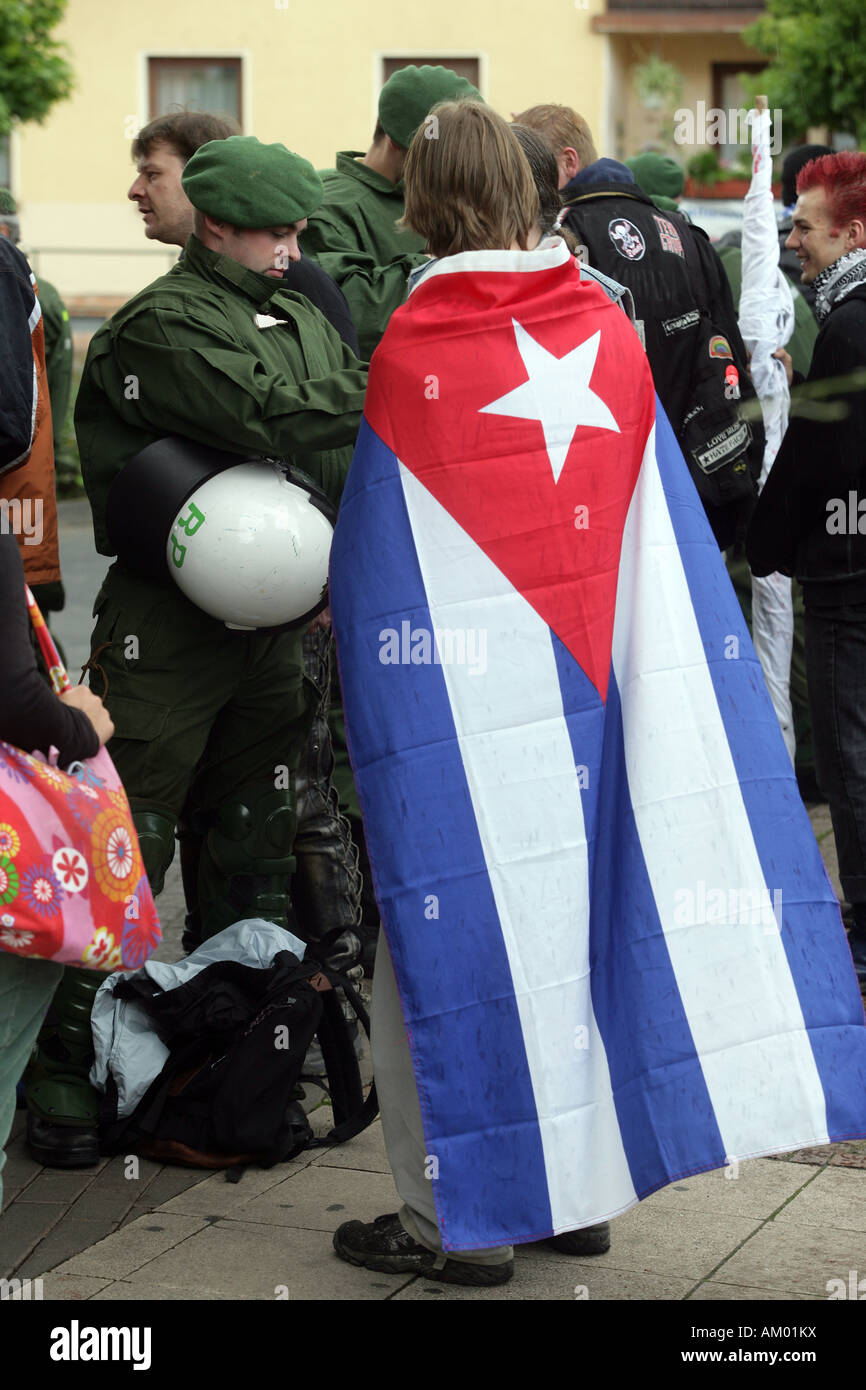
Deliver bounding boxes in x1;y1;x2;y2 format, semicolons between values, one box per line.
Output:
76;234;368;556
36;275;73;453
717;245;818;380
303;151;429;360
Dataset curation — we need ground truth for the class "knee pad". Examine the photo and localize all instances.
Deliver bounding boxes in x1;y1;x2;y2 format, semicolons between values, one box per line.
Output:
204;783;297;880
132;807;176;896
195;784;299;936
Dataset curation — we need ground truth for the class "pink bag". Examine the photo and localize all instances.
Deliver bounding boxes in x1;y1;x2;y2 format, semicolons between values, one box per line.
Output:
0;589;161;971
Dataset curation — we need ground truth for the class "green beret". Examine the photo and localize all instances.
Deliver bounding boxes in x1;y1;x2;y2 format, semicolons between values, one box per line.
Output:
378;65;483;150
181;136;322;226
625;153;684;211
0;188;18;216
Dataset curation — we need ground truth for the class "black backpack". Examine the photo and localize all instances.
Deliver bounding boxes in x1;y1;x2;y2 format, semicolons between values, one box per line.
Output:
676;225;758;519
562;185;763;547
98;948;378;1169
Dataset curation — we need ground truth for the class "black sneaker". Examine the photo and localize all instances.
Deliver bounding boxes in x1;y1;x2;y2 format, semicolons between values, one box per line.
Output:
545;1221;611;1256
333;1213;514;1286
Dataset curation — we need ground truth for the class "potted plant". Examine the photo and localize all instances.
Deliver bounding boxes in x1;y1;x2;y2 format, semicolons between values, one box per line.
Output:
684;146;782;199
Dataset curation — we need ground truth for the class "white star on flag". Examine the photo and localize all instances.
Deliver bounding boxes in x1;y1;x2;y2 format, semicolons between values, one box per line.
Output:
480;319;620;483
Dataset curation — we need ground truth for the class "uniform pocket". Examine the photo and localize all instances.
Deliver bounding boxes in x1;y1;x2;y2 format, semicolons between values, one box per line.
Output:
103;695;171;744
89;570;175;674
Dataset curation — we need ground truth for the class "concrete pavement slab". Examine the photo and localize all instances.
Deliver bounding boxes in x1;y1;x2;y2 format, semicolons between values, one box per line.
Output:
11;1168;100;1205
33;1273;114;1300
688;1280;819;1300
1;1151;43;1204
639;1159;818;1219
53;1157;154;1225
393;1260;694;1300
221;1164;401;1233
1;1201;69;1276
125;1163;209;1207
309;1118;392;1174
707;1220;866;1297
48;1213;210;1280
90;1280;260;1300
16;1216;132;1281
570;1203;764;1280
771;1165;866;1232
118;1219;414;1299
154;1152;322;1219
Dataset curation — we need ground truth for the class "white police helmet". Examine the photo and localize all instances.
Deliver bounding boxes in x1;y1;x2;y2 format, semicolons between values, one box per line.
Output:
166;458;335;630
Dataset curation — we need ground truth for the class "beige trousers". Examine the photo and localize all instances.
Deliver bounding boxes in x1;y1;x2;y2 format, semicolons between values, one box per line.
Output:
370;929;513;1266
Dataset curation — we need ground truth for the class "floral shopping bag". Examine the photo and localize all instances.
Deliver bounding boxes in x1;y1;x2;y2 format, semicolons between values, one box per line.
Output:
0;589;161;971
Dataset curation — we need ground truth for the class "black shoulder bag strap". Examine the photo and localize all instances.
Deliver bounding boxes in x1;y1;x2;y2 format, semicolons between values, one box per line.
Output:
305;964;380;1147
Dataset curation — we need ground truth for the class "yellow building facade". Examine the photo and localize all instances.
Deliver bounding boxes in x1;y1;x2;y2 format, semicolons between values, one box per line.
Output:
8;0;763;305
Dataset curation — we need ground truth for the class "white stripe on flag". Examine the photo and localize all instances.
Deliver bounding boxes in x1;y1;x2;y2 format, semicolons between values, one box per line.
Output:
398;460;638;1231
611;426;829;1159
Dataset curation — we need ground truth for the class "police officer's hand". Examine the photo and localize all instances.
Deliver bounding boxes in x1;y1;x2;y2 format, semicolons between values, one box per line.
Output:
308;605;331;634
59;685;115;747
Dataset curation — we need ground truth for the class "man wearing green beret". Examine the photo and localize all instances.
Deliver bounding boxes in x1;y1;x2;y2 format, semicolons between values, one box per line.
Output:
303;65;482;361
26;137;368;1167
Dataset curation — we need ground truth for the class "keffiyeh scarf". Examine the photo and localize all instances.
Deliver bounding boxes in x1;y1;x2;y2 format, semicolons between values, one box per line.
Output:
812;247;866;323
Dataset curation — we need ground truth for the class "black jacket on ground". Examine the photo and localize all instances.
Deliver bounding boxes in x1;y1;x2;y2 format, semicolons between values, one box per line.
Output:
747;283;866;604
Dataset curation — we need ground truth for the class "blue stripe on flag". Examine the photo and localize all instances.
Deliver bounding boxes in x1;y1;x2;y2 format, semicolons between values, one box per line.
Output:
652;401;866;1137
551;635;728;1192
331;419;553;1247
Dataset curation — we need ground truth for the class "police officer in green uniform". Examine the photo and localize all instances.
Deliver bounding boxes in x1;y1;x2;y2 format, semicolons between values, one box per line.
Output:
303;69;481;972
303;65;481;361
24;137;368;1165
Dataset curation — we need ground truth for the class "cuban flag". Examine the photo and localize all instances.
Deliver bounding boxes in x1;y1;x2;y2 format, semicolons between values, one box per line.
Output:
329;236;866;1252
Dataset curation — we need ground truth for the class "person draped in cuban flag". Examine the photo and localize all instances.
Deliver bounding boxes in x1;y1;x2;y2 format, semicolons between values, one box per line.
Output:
329;103;866;1288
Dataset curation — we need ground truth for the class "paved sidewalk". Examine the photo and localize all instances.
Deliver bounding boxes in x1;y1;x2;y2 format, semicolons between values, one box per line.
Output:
3;499;862;1302
0;802;862;1302
8;1105;866;1302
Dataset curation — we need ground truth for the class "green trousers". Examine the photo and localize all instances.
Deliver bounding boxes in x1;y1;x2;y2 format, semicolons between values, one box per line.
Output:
87;563;316;936
24;565;318;1139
